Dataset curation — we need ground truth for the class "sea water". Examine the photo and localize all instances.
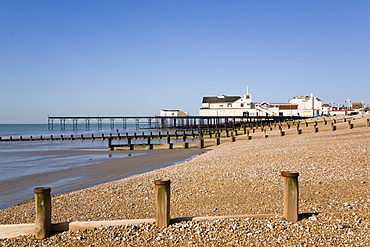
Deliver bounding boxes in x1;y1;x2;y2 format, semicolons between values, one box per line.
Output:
0;123;183;183
0;124;197;209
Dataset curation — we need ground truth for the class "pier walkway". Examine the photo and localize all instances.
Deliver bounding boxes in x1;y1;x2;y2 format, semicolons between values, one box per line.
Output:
47;115;305;130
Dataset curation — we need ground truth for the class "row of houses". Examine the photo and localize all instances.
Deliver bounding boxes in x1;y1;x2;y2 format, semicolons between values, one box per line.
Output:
160;90;365;117
199;92;321;117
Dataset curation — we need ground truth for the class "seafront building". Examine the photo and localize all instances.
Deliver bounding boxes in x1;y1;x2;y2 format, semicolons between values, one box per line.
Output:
199;91;322;117
160;109;188;117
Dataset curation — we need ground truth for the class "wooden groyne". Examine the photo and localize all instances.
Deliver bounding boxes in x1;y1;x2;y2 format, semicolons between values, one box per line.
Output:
1;116;369;152
0;171;300;239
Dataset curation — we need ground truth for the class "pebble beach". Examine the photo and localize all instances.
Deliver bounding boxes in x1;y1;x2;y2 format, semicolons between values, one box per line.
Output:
1;116;369;246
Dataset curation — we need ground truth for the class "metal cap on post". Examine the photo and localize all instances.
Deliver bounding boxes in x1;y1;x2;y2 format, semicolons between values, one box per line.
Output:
34;187;52;239
281;172;299;221
154;180;171;227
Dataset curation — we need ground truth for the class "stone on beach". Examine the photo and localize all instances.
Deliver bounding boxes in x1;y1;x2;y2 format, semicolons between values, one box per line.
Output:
0;116;369;246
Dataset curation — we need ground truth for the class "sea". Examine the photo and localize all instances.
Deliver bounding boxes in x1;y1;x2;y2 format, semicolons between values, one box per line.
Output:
0;124;194;209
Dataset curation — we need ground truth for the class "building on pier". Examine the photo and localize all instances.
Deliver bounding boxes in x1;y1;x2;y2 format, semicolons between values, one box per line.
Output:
199;90;321;117
160;109;188;117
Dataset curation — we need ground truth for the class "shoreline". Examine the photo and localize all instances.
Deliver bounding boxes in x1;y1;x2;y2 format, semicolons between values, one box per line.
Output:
0;149;206;210
0;116;369;245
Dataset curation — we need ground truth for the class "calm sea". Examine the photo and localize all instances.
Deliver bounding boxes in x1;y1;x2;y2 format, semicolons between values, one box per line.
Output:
0;124;191;209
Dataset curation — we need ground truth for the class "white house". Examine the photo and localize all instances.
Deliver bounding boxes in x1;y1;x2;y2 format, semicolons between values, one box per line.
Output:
200;93;254;116
288;94;322;117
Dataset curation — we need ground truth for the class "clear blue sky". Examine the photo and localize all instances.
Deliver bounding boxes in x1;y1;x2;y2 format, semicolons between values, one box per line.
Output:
1;0;369;123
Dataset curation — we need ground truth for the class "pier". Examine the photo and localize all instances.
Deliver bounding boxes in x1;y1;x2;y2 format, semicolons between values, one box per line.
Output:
47;115;305;131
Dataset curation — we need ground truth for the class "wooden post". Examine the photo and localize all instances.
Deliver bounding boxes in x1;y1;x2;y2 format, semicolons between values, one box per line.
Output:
367;119;370;127
348;121;353;129
281;172;299;221
246;130;251;140
147;136;151;145
297;124;302;135
199;138;204;149
183;142;189;149
169;143;173;149
263;129;268;138
314;126;318;133
331;123;336;131
280;128;285;136
216;137;220;145
34;187;52;239
154;180;171;227
167;135;171;144
108;137;113;151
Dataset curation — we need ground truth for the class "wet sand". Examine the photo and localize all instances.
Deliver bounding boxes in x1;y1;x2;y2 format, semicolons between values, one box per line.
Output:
0;149;206;209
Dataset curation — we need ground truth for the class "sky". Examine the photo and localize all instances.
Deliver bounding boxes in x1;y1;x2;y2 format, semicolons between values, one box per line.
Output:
1;0;369;123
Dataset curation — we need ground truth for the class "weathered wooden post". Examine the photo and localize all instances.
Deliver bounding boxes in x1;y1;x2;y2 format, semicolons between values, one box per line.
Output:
183;142;189;149
331;122;336;131
154;180;171;227
348;121;353;129
108;137;113;151
230;131;235;142
34;187;52;239
147;136;151;145
263;129;268;138
314;125;318;133
199;138;204;148
296;124;302;135
279;126;285;136
169;143;173;149
281;172;299;221
367;119;370;127
245;129;251;140
216;137;220;145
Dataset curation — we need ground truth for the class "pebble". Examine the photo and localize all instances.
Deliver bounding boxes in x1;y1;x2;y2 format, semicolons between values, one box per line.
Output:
0;116;369;245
